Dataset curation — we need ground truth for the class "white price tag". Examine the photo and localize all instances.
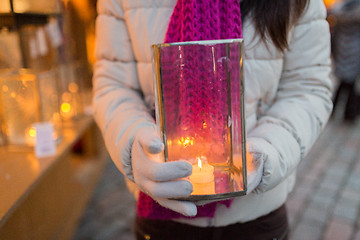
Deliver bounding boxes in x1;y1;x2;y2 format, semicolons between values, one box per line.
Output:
34;122;57;158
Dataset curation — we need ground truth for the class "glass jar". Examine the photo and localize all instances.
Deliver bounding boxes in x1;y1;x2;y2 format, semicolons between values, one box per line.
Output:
0;68;61;147
152;39;247;201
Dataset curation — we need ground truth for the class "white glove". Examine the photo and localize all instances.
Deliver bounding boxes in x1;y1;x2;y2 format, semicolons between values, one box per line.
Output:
246;138;265;194
131;127;197;217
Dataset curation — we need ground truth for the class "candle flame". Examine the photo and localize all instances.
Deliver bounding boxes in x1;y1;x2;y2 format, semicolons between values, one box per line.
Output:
28;127;36;137
198;158;202;170
61;102;71;113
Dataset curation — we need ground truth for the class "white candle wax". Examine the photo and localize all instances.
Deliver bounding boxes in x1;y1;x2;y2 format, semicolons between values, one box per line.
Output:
189;158;215;195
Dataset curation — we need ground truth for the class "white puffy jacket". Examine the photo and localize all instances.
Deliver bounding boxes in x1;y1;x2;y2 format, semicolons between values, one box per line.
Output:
93;0;333;227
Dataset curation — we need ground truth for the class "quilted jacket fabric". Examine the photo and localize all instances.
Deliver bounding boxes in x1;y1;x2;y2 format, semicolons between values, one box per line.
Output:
93;0;333;226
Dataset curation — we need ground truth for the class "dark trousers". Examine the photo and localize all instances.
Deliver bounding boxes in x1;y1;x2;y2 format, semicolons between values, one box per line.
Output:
135;204;289;240
333;80;360;121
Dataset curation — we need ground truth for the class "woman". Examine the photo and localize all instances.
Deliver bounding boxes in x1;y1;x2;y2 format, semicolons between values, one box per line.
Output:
93;0;333;239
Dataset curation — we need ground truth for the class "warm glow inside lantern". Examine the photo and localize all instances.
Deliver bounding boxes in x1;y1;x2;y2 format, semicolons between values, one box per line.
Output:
152;39;247;201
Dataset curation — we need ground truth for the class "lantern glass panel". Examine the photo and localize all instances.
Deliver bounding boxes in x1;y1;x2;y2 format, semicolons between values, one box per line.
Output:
152;39;246;201
0;69;61;147
0;69;40;146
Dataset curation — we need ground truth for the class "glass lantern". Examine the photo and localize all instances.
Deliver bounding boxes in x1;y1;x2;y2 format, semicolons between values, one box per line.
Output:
152;39;247;201
0;68;61;147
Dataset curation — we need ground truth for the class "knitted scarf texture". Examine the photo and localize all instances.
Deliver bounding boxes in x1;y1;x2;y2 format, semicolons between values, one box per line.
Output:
137;0;242;220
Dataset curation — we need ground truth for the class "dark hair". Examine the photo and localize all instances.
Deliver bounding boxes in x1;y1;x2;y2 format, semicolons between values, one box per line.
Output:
241;0;309;51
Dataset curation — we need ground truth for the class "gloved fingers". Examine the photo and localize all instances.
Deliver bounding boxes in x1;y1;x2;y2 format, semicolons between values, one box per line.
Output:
246;152;264;194
133;129;193;182
244;138;266;194
143;160;193;182
137;127;164;154
134;141;192;181
142;179;193;199
156;198;197;217
246;140;263;170
249;152;263;168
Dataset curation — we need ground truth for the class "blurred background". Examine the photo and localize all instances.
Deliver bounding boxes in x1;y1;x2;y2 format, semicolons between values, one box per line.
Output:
0;0;359;239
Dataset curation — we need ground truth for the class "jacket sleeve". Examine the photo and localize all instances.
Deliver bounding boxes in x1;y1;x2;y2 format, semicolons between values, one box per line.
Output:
93;0;156;181
248;0;333;192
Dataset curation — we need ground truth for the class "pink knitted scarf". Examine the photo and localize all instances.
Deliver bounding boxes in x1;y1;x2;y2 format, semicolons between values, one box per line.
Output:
137;0;242;220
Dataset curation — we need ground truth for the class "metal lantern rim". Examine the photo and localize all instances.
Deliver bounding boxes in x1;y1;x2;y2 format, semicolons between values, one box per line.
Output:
172;190;247;202
152;38;244;49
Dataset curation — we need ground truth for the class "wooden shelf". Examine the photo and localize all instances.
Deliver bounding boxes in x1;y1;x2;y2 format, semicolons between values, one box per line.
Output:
0;115;108;239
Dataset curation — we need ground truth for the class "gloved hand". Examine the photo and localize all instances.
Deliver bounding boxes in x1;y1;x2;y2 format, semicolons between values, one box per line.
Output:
131;127;197;217
246;137;265;194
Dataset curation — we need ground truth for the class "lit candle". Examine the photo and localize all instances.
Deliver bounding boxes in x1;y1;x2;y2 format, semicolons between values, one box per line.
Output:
60;102;73;120
25;126;37;146
189;157;215;195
